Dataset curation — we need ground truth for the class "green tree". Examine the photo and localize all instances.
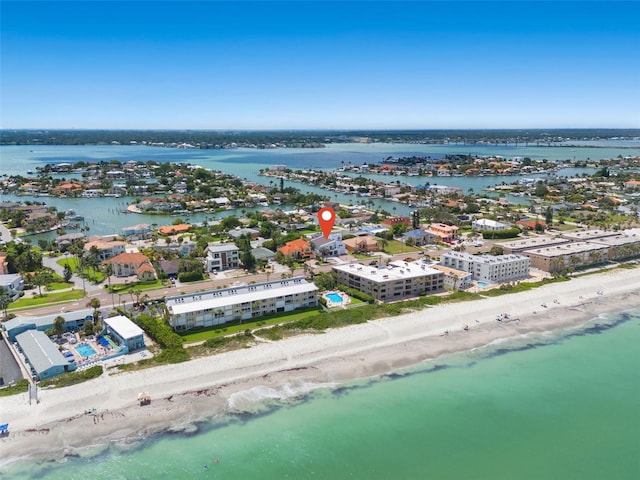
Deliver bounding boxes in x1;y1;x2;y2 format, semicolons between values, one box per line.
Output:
240;250;256;272
0;287;11;319
84;320;94;336
32;269;53;296
534;182;549;198
86;297;101;322
53;316;65;336
545;206;553;225
63;264;73;283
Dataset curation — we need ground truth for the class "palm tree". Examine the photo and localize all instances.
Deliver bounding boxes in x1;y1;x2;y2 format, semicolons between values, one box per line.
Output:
53;316;65;336
86;297;101;322
0;287;11;320
102;263;115;306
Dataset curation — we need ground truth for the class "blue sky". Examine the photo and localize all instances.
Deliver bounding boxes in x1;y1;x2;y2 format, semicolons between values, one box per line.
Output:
1;1;639;129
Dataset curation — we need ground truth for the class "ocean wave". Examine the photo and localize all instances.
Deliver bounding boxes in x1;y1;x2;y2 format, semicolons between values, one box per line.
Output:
227;380;336;411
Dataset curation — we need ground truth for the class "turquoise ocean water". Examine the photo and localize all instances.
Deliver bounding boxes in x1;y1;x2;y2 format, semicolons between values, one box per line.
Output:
4;307;639;479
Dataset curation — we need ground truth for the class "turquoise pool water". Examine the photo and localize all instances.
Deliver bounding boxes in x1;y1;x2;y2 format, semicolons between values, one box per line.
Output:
477;281;491;287
326;293;343;303
75;344;97;358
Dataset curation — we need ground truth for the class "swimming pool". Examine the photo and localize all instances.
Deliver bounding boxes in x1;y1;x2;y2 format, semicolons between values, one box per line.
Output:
75;343;97;358
326;293;344;303
477;281;491;287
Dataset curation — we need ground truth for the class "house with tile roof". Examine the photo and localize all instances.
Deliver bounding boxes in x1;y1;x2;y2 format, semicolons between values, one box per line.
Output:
104;252;156;280
277;238;314;258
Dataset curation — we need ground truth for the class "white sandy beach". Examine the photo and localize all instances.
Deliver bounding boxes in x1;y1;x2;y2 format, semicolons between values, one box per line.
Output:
1;267;639;468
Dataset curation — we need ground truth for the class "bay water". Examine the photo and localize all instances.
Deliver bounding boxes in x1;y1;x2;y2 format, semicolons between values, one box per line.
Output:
4;307;639;479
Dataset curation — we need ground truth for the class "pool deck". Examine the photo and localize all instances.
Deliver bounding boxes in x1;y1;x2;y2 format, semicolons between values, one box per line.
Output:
322;291;352;308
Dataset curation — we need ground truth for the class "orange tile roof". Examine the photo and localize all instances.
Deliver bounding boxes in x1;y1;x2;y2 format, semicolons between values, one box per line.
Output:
277;238;311;256
136;261;156;275
104;252;150;265
158;224;191;235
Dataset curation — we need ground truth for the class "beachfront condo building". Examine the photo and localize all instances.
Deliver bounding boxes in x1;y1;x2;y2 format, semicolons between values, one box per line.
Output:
439;252;530;284
332;261;444;301
103;315;145;353
165;277;318;331
520;242;611;273
15;330;76;381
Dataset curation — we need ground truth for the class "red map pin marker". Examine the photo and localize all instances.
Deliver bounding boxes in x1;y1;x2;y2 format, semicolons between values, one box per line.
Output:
318;207;336;239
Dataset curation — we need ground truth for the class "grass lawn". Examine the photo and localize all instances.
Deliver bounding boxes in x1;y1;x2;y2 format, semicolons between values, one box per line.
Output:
382;240;421;254
8;289;85;310
107;279;164;294
180;307;323;343
47;281;74;291
56;257;105;283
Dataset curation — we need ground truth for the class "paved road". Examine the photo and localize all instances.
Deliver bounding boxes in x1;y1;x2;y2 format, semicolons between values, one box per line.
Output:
0;223;20;245
11;251;432;319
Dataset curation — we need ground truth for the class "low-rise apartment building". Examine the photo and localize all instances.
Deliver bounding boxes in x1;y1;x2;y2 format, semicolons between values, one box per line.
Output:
439;252;530;283
205;243;240;271
521;242;609;272
332;261;444;301
165;277;318;331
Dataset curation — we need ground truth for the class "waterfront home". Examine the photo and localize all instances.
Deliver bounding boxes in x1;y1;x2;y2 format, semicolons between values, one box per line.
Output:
55;232;85;249
205;243;240;272
439;252;530;283
81;189;103;198
227;227;260;239
165;277;318;331
277;238;314;259
158;223;192;235
122;223;152;240
0;273;24;301
83;239;127;261
332;261;444;301
24;211;58;232
381;217;412;227
104;252;156;280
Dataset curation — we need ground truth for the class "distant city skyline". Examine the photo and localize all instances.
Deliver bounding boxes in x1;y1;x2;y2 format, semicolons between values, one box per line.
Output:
1;1;639;130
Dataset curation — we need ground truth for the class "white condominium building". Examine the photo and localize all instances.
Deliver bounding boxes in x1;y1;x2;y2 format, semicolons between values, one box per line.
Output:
165;277;318;331
332;261;444;301
439;252;530;283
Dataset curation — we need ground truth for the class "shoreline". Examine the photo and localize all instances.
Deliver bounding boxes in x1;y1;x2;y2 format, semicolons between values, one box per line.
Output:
1;267;639;470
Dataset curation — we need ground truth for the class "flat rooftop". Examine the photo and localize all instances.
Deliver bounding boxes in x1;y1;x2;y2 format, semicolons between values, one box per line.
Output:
333;261;442;282
523;241;609;257
104;315;144;339
561;229;620;241
500;236;570;251
166;277;317;316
